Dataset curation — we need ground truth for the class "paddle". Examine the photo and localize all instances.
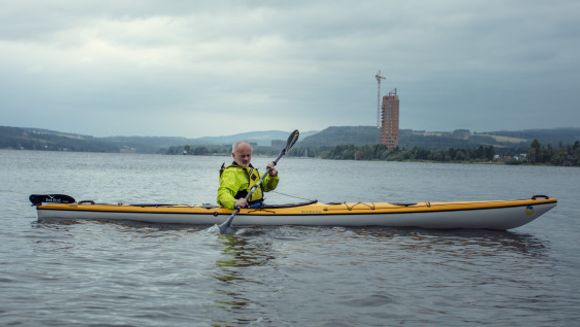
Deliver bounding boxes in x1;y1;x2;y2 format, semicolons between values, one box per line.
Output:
218;129;300;234
29;194;76;206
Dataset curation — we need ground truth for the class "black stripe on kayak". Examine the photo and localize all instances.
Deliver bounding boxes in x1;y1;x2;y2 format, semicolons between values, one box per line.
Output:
36;200;557;217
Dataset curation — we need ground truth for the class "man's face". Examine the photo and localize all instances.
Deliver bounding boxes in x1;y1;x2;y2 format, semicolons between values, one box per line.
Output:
232;143;252;168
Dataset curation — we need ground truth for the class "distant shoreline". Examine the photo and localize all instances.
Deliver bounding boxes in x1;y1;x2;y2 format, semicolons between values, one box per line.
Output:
3;148;578;167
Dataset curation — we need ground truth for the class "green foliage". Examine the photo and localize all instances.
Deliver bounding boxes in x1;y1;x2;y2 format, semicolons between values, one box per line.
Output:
288;146;324;158
172;139;579;167
317;144;496;163
167;144;230;155
526;139;580;166
304;135;579;166
300;126;378;146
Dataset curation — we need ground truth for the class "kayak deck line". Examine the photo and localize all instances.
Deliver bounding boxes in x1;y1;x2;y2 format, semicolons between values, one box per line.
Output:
37;198;558;216
38;203;549;217
30;194;557;230
35;197;557;216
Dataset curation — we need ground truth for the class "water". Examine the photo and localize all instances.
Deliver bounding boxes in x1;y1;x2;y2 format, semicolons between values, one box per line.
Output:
1;150;579;326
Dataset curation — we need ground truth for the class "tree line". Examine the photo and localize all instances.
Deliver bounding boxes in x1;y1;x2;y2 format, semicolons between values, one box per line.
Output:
291;140;580;166
166;144;281;156
527;139;580;166
312;144;497;162
169;139;580;166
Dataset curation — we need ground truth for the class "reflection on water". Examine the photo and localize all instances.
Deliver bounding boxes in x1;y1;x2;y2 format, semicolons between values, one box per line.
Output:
213;231;277;324
217;231;275;269
14;217;566;326
205;226;555;326
351;228;548;258
4;150;580;326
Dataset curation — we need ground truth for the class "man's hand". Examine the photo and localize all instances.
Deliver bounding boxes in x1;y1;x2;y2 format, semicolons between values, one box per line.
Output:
266;162;278;177
235;198;248;209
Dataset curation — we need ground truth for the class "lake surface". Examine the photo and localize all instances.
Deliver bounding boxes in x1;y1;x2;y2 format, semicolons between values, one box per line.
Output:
1;150;579;326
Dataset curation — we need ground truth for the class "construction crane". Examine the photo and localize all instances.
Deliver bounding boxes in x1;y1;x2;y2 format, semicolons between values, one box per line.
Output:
375;70;386;129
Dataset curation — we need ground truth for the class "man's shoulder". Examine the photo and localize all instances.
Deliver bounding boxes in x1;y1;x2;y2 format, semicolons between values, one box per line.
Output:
222;165;245;173
220;165;244;179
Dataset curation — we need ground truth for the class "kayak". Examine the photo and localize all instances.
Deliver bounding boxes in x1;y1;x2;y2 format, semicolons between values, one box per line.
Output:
29;194;557;230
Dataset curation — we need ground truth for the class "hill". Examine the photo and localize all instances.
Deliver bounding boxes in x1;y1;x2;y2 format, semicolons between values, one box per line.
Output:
298;126;487;149
192;130;297;146
2;125;578;154
299;126;580;149
102;136;194;153
0;126;121;152
482;128;580;145
0;126;317;153
298;126;378;146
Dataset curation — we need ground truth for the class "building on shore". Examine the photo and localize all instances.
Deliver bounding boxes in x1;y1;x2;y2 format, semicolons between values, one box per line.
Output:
379;89;400;149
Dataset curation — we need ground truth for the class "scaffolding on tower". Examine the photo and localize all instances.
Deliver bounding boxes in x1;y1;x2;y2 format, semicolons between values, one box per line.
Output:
375;70;386;131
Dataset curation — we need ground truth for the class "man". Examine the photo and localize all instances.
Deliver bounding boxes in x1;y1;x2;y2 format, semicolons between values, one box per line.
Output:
217;141;279;209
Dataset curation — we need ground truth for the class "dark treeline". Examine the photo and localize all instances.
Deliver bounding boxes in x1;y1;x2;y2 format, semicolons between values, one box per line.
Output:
166;144;281;156
313;144;496;162
291;139;580;166
527;139;580;166
169;139;580;166
166;144;228;155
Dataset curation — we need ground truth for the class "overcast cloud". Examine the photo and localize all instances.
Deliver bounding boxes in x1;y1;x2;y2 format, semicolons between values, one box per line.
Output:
1;0;579;137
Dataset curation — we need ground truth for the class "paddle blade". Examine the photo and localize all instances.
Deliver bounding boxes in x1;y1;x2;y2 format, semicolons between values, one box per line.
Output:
29;194;76;206
285;129;300;151
218;209;240;234
218;221;236;234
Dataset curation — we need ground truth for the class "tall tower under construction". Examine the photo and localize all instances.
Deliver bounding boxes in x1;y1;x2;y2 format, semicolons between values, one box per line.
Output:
379;89;399;149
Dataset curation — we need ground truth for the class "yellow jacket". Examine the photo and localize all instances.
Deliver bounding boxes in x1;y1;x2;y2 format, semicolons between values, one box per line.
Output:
217;163;279;209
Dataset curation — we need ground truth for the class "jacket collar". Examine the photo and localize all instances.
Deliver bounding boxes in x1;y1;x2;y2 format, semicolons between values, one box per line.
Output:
231;161;255;169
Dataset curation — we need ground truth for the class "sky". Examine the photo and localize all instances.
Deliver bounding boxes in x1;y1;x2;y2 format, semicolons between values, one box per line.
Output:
1;0;579;137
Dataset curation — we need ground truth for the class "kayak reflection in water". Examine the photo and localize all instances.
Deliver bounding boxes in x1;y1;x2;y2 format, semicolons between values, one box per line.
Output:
217;141;279;210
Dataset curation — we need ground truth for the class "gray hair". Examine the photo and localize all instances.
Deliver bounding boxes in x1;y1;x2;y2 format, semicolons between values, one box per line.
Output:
232;141;252;153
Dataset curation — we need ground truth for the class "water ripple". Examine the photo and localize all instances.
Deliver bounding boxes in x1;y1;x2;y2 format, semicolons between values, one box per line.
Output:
2;151;579;326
